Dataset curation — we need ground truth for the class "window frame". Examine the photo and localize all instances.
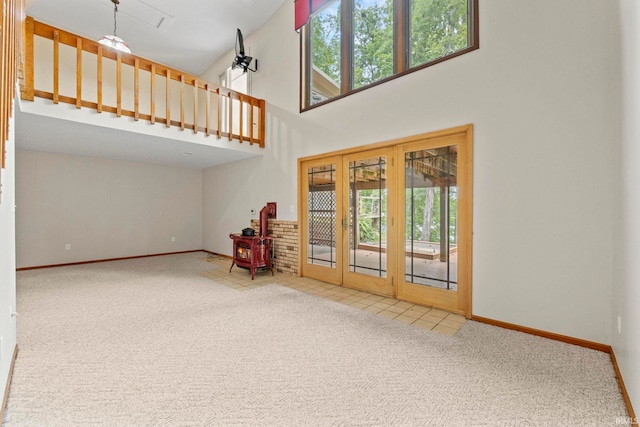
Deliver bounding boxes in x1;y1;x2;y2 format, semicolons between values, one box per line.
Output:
300;0;479;112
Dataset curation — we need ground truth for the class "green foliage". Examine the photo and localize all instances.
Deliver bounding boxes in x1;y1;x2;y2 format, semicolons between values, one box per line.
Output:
358;217;380;242
311;3;341;83
354;0;394;87
410;0;469;66
309;0;470;95
405;188;425;240
357;188;386;242
405;186;458;243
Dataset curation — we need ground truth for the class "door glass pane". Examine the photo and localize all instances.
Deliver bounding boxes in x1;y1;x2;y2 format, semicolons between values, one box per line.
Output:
308;164;337;268
405;146;457;289
349;156;387;277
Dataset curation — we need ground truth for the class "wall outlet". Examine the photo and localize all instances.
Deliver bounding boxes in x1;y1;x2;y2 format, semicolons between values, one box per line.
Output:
171;236;176;242
0;336;3;360
290;205;294;213
617;315;622;334
65;243;71;250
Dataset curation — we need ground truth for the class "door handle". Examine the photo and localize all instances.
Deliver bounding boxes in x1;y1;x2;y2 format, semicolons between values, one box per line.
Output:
341;214;347;230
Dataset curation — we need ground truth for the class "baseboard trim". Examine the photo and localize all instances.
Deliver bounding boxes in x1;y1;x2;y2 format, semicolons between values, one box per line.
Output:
206;251;232;260
16;250;206;271
472;315;637;422
610;348;638;425
1;345;18;422
471;315;611;353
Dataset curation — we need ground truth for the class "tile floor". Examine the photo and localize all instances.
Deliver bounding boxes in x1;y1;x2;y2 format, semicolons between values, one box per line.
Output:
202;255;466;336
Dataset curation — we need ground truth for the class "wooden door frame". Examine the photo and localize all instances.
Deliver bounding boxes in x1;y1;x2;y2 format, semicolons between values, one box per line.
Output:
395;130;473;317
298;125;473;317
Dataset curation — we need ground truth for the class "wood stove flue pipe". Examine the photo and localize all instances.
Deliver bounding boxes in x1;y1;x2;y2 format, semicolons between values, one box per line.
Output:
259;202;277;237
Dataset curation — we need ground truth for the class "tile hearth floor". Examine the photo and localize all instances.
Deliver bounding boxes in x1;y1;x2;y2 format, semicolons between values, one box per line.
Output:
202;255;466;336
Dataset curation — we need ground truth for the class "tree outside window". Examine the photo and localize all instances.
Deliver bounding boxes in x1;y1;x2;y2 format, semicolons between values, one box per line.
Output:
302;0;478;109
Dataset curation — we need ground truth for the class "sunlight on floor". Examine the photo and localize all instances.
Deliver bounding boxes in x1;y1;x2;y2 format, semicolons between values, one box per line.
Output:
202;255;466;336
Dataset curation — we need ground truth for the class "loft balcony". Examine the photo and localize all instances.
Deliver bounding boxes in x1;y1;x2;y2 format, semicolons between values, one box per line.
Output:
18;18;267;167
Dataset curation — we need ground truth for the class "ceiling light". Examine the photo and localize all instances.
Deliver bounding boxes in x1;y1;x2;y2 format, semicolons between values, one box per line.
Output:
98;0;131;54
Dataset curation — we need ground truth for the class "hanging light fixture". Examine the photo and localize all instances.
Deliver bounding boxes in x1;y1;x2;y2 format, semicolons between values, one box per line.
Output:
98;0;131;54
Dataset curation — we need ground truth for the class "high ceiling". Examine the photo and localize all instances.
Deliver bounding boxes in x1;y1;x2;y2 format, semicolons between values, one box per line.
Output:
18;0;287;168
25;0;287;75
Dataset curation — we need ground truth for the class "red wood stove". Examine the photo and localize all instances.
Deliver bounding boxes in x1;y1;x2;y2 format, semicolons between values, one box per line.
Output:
229;203;276;280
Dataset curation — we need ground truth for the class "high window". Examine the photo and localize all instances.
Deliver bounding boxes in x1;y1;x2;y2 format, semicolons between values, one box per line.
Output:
300;0;478;110
220;65;250;95
219;65;251;135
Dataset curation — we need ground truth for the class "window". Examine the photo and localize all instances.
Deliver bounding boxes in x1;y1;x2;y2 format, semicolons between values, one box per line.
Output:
220;65;251;95
219;65;251;135
300;0;478;110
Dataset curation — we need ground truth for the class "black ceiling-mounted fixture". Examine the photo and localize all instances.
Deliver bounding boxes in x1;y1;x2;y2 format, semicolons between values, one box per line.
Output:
232;28;257;73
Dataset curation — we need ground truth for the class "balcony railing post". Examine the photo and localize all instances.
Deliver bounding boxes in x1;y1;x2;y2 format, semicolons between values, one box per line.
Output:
217;87;222;140
180;74;185;131
116;52;122;117
249;99;255;145
53;30;59;104
193;79;198;135
150;64;155;124
75;38;82;108
205;83;210;136
134;58;139;121
20;15;34;101
259;99;266;148
97;45;103;113
165;69;170;128
228;91;232;142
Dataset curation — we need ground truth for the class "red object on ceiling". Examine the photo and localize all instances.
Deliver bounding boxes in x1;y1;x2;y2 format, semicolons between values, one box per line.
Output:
295;0;333;30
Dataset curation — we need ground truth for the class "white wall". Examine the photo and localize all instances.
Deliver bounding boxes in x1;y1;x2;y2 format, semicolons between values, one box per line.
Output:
614;0;640;414
202;0;618;344
0;112;17;401
16;150;203;268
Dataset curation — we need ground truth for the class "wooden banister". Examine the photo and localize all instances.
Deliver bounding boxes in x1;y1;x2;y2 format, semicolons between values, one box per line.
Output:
20;18;266;148
2;0;25;170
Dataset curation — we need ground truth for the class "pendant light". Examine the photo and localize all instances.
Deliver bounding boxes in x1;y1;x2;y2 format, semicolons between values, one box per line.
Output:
98;0;131;54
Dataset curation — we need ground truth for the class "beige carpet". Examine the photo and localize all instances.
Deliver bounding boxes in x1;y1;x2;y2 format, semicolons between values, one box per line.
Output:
3;253;630;426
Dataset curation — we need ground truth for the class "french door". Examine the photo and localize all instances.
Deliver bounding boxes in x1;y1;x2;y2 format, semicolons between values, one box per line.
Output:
300;155;343;285
342;148;395;295
396;133;472;316
299;127;472;316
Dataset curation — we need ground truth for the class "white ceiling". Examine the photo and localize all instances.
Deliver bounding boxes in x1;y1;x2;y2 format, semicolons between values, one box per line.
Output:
26;0;287;75
18;0;286;168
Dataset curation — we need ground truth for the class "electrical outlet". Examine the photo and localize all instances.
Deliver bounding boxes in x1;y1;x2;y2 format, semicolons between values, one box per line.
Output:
0;336;3;360
65;243;71;250
618;315;622;334
171;236;175;242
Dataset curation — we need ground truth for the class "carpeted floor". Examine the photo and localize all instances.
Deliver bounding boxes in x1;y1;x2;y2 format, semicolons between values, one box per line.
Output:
3;252;630;426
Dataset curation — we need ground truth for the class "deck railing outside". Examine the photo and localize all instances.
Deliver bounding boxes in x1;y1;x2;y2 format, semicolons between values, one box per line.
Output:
20;17;266;147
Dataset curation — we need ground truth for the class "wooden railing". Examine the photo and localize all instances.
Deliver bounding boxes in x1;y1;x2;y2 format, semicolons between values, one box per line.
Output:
1;0;24;169
20;18;266;147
